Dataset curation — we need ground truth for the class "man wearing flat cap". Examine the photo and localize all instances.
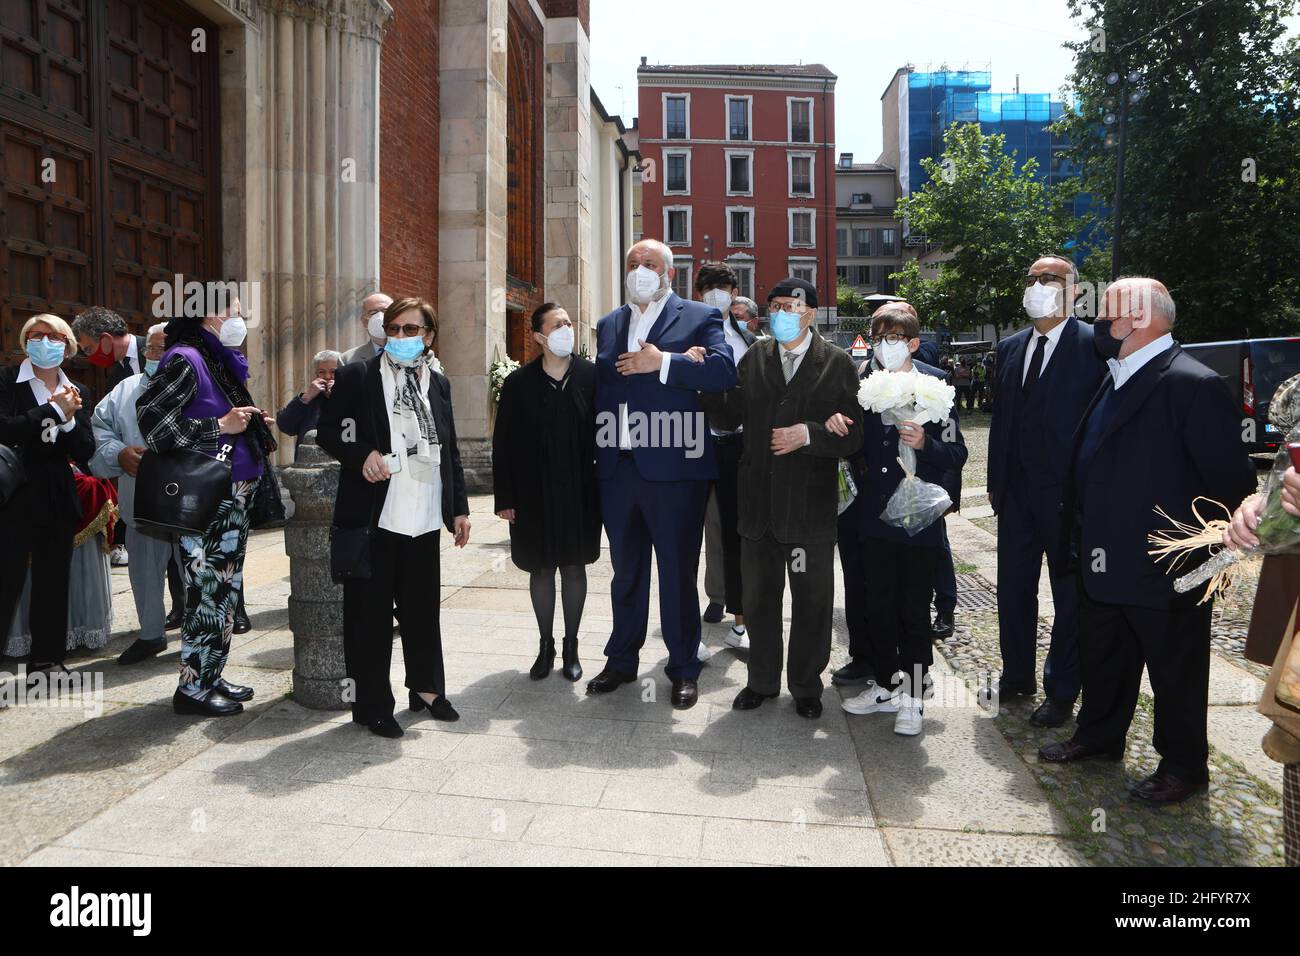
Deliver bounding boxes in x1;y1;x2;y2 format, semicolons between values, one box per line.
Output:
702;278;862;718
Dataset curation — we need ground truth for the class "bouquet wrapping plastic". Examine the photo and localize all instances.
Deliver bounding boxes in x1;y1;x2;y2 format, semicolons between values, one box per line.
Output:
837;458;858;515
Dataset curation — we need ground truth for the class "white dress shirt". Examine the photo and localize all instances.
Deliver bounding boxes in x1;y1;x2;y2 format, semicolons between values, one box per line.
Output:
124;334;141;375
377;356;443;537
618;293;676;450
16;359;77;432
711;316;752;437
1021;318;1069;384
1107;333;1175;390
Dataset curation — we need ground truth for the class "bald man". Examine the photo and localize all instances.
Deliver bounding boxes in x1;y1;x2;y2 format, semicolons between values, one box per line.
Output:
341;291;394;365
1039;277;1256;804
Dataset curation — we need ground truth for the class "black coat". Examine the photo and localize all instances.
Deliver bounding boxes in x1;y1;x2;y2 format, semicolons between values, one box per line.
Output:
316;356;469;534
492;356;601;572
703;333;863;545
107;334;147;391
1062;343;1257;609
0;365;95;534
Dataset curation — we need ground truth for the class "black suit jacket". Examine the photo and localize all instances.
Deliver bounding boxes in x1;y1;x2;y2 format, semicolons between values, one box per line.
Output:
107;335;147;391
315;355;469;533
1063;343;1257;609
0;365;95;533
703;332;863;545
988;317;1104;514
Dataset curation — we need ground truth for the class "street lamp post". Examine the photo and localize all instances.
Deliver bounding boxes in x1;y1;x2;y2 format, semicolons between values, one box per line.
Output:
1103;69;1146;281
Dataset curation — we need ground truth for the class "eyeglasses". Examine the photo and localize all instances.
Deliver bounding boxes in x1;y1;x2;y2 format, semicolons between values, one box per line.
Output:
871;333;911;346
385;324;429;337
25;333;65;343
1023;272;1067;287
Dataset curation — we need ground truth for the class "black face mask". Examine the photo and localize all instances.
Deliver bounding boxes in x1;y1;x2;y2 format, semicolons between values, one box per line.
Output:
1093;319;1130;360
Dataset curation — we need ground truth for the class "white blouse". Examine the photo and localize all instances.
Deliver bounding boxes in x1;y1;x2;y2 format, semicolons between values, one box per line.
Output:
377;355;443;538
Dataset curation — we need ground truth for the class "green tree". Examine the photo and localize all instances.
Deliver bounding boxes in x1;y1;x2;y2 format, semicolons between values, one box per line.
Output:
893;122;1081;335
836;280;869;318
1057;0;1300;340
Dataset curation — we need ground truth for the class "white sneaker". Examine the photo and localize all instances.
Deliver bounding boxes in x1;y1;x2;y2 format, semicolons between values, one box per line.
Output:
894;696;923;736
110;545;129;567
724;626;749;650
841;681;900;715
696;641;713;662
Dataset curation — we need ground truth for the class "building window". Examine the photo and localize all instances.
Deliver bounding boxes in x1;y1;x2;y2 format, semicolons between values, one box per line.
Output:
730;262;754;300
880;228;897;256
854;228;872;256
788;153;814;197
726;95;751;141
836;228;848;257
664;94;689;139
664;150;690;194
789;259;816;286
664;206;691;246
789;209;815;247
726;150;753;195
788;98;812;143
853;265;871;286
851;192;871;204
726;206;754;247
836;265;848;283
672;258;693;298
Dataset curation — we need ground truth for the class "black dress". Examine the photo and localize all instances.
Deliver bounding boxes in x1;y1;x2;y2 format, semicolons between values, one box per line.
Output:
492;356;600;573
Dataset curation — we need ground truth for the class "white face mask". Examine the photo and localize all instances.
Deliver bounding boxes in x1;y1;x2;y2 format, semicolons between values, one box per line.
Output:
218;315;247;347
877;339;911;371
702;289;733;313
626;265;666;305
1023;282;1062;320
546;324;574;359
366;310;387;341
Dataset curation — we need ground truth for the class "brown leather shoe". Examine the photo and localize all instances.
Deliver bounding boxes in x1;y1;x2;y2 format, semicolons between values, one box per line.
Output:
1130;771;1207;805
1037;739;1124;763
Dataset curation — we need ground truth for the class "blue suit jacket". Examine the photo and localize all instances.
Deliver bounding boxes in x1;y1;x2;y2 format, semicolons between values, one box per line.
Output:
594;292;736;482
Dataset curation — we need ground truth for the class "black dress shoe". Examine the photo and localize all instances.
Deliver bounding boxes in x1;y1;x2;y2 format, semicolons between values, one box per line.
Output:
586;667;637;695
1037;739;1124;763
671;679;698;710
1130;771;1207;805
117;638;166;666
1029;698;1074;727
931;611;955;639
529;638;556;680
232;609;252;635
172;689;243;717
164;608;184;631
560;637;582;682
702;602;724;624
981;676;1038;701
367;715;404;738
830;659;874;687
795;696;823;719
214;678;254;702
732;687;778;710
409;690;459;722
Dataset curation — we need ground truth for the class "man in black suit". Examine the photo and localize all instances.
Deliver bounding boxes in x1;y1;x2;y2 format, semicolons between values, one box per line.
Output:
1039;277;1257;804
71;306;146;391
702;278;863;718
986;255;1105;726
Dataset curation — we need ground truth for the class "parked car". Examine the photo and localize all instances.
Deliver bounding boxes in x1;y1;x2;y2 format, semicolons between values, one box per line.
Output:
1183;337;1300;456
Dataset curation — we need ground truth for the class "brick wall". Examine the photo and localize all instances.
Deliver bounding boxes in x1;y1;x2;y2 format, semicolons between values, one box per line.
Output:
379;0;440;309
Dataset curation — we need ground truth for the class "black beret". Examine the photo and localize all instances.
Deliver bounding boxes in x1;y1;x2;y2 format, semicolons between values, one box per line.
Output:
767;277;818;310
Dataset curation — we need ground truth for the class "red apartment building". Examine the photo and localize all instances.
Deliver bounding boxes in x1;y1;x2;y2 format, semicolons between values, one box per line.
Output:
637;62;837;317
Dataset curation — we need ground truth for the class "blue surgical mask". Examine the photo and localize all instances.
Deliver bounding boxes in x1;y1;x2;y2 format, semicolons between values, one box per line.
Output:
384;336;426;364
769;310;803;344
144;358;160;377
25;337;65;369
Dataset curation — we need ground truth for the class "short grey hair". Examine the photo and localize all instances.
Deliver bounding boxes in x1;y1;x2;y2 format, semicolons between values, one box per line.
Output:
313;349;342;365
1114;275;1176;326
71;306;127;341
147;322;167;338
732;296;759;320
628;239;673;271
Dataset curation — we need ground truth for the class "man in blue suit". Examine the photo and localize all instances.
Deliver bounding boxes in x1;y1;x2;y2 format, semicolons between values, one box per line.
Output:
987;255;1105;726
586;239;737;709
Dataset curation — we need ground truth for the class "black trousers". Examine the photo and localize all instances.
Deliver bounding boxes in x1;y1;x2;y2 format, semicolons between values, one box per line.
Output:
166;553;185;613
861;535;940;696
1073;587;1213;782
740;533;834;698
343;527;444;721
0;522;75;664
838;520;871;663
712;433;744;614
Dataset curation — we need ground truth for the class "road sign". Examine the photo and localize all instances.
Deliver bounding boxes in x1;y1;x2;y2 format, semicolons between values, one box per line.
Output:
850;334;869;358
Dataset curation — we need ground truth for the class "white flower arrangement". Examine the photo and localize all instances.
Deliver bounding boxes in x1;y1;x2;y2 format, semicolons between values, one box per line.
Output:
489;354;519;406
857;368;955;424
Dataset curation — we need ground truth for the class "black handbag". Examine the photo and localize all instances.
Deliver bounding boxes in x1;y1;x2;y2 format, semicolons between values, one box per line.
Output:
329;524;372;583
134;443;234;535
0;443;25;506
249;464;287;529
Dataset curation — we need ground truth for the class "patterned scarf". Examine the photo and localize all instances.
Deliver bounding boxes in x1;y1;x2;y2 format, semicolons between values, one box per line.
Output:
390;358;439;453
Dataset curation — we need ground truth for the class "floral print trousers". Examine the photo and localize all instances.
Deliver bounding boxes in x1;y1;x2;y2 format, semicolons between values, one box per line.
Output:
177;480;257;696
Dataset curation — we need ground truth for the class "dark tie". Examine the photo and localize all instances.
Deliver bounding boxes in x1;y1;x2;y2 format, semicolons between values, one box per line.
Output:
1023;334;1047;391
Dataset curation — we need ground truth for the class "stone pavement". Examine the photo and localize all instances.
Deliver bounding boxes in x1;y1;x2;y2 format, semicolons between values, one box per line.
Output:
4;493;1090;867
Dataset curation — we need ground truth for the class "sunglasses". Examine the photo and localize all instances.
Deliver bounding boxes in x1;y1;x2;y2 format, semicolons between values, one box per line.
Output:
1023;273;1067;287
385;324;430;337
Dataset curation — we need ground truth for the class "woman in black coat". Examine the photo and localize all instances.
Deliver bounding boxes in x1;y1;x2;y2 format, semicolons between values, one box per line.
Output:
493;303;600;682
0;314;95;680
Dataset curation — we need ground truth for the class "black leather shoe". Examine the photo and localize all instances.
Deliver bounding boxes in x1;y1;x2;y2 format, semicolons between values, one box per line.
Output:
981;676;1038;701
117;638;166;666
408;690;460;721
795;696;823;719
732;687;778;710
831;659;874;687
214;678;254;703
529;638;556;680
164;608;184;631
232;608;252;634
560;637;582;682
367;715;404;738
931;611;955;639
172;689;243;717
586;667;637;695
702;602;724;624
1037;739;1124;763
1029;698;1074;727
671;679;698;710
1130;771;1207;805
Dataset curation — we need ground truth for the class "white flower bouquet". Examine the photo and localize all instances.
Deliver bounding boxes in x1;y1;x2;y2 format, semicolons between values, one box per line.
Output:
489;352;519;406
857;368;957;535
